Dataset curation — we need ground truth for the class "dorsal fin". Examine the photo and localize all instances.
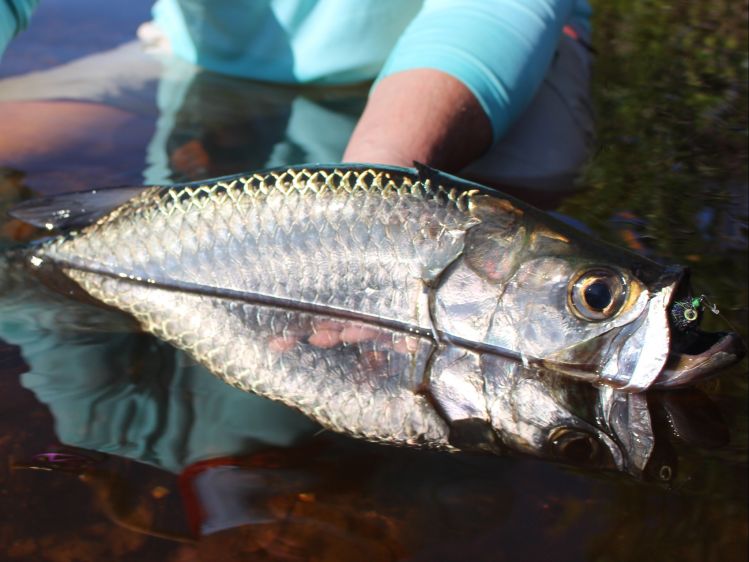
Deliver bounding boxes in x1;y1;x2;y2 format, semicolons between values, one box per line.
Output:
413;161;506;198
413;161;447;186
9;186;146;230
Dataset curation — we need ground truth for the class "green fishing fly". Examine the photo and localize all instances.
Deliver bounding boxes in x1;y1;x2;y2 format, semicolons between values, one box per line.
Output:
670;295;719;331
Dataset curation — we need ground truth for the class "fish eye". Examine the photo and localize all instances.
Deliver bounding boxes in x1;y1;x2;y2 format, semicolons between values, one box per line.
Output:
568;268;627;321
659;465;673;481
548;427;612;467
549;427;599;463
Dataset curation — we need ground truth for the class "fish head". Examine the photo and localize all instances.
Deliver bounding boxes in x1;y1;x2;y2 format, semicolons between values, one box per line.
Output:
439;195;744;391
488;251;683;390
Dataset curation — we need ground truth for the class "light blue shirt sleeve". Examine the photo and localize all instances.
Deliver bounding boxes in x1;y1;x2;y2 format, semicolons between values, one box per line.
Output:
378;0;588;143
0;0;39;58
152;0;422;84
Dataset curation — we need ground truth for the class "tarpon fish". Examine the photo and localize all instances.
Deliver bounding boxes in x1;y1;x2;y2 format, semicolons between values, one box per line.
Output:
8;164;743;448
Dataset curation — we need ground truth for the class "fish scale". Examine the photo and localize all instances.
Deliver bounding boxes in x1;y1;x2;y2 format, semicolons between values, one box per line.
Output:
25;167;483;445
41;168;475;333
57;271;448;445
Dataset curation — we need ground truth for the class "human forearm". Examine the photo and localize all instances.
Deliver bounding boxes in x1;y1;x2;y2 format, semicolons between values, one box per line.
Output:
342;68;491;171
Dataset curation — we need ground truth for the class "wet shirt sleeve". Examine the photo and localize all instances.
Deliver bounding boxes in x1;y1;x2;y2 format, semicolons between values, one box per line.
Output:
378;0;580;143
0;0;39;58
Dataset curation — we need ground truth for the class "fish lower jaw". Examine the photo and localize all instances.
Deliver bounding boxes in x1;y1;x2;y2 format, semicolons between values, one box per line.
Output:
654;331;746;388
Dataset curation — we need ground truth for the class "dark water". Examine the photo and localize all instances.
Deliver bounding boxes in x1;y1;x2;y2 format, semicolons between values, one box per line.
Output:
0;1;747;561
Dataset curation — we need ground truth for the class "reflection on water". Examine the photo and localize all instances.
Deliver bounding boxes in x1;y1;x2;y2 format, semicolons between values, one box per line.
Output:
163;72;367;184
0;1;747;561
0;36;367;194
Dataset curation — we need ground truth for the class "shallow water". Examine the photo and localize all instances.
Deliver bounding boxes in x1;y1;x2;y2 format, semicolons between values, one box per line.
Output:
0;1;747;561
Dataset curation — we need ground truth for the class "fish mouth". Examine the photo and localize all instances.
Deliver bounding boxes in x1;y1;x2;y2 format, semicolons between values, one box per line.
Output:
655;329;745;388
654;275;746;388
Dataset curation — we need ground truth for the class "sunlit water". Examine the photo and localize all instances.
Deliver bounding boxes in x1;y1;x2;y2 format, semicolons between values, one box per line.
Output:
0;1;746;561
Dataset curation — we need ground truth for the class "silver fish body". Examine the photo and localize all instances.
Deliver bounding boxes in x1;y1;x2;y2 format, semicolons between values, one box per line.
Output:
13;164;743;448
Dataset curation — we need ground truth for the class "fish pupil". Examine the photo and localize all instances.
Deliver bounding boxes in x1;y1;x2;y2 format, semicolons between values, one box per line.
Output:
584;281;612;311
